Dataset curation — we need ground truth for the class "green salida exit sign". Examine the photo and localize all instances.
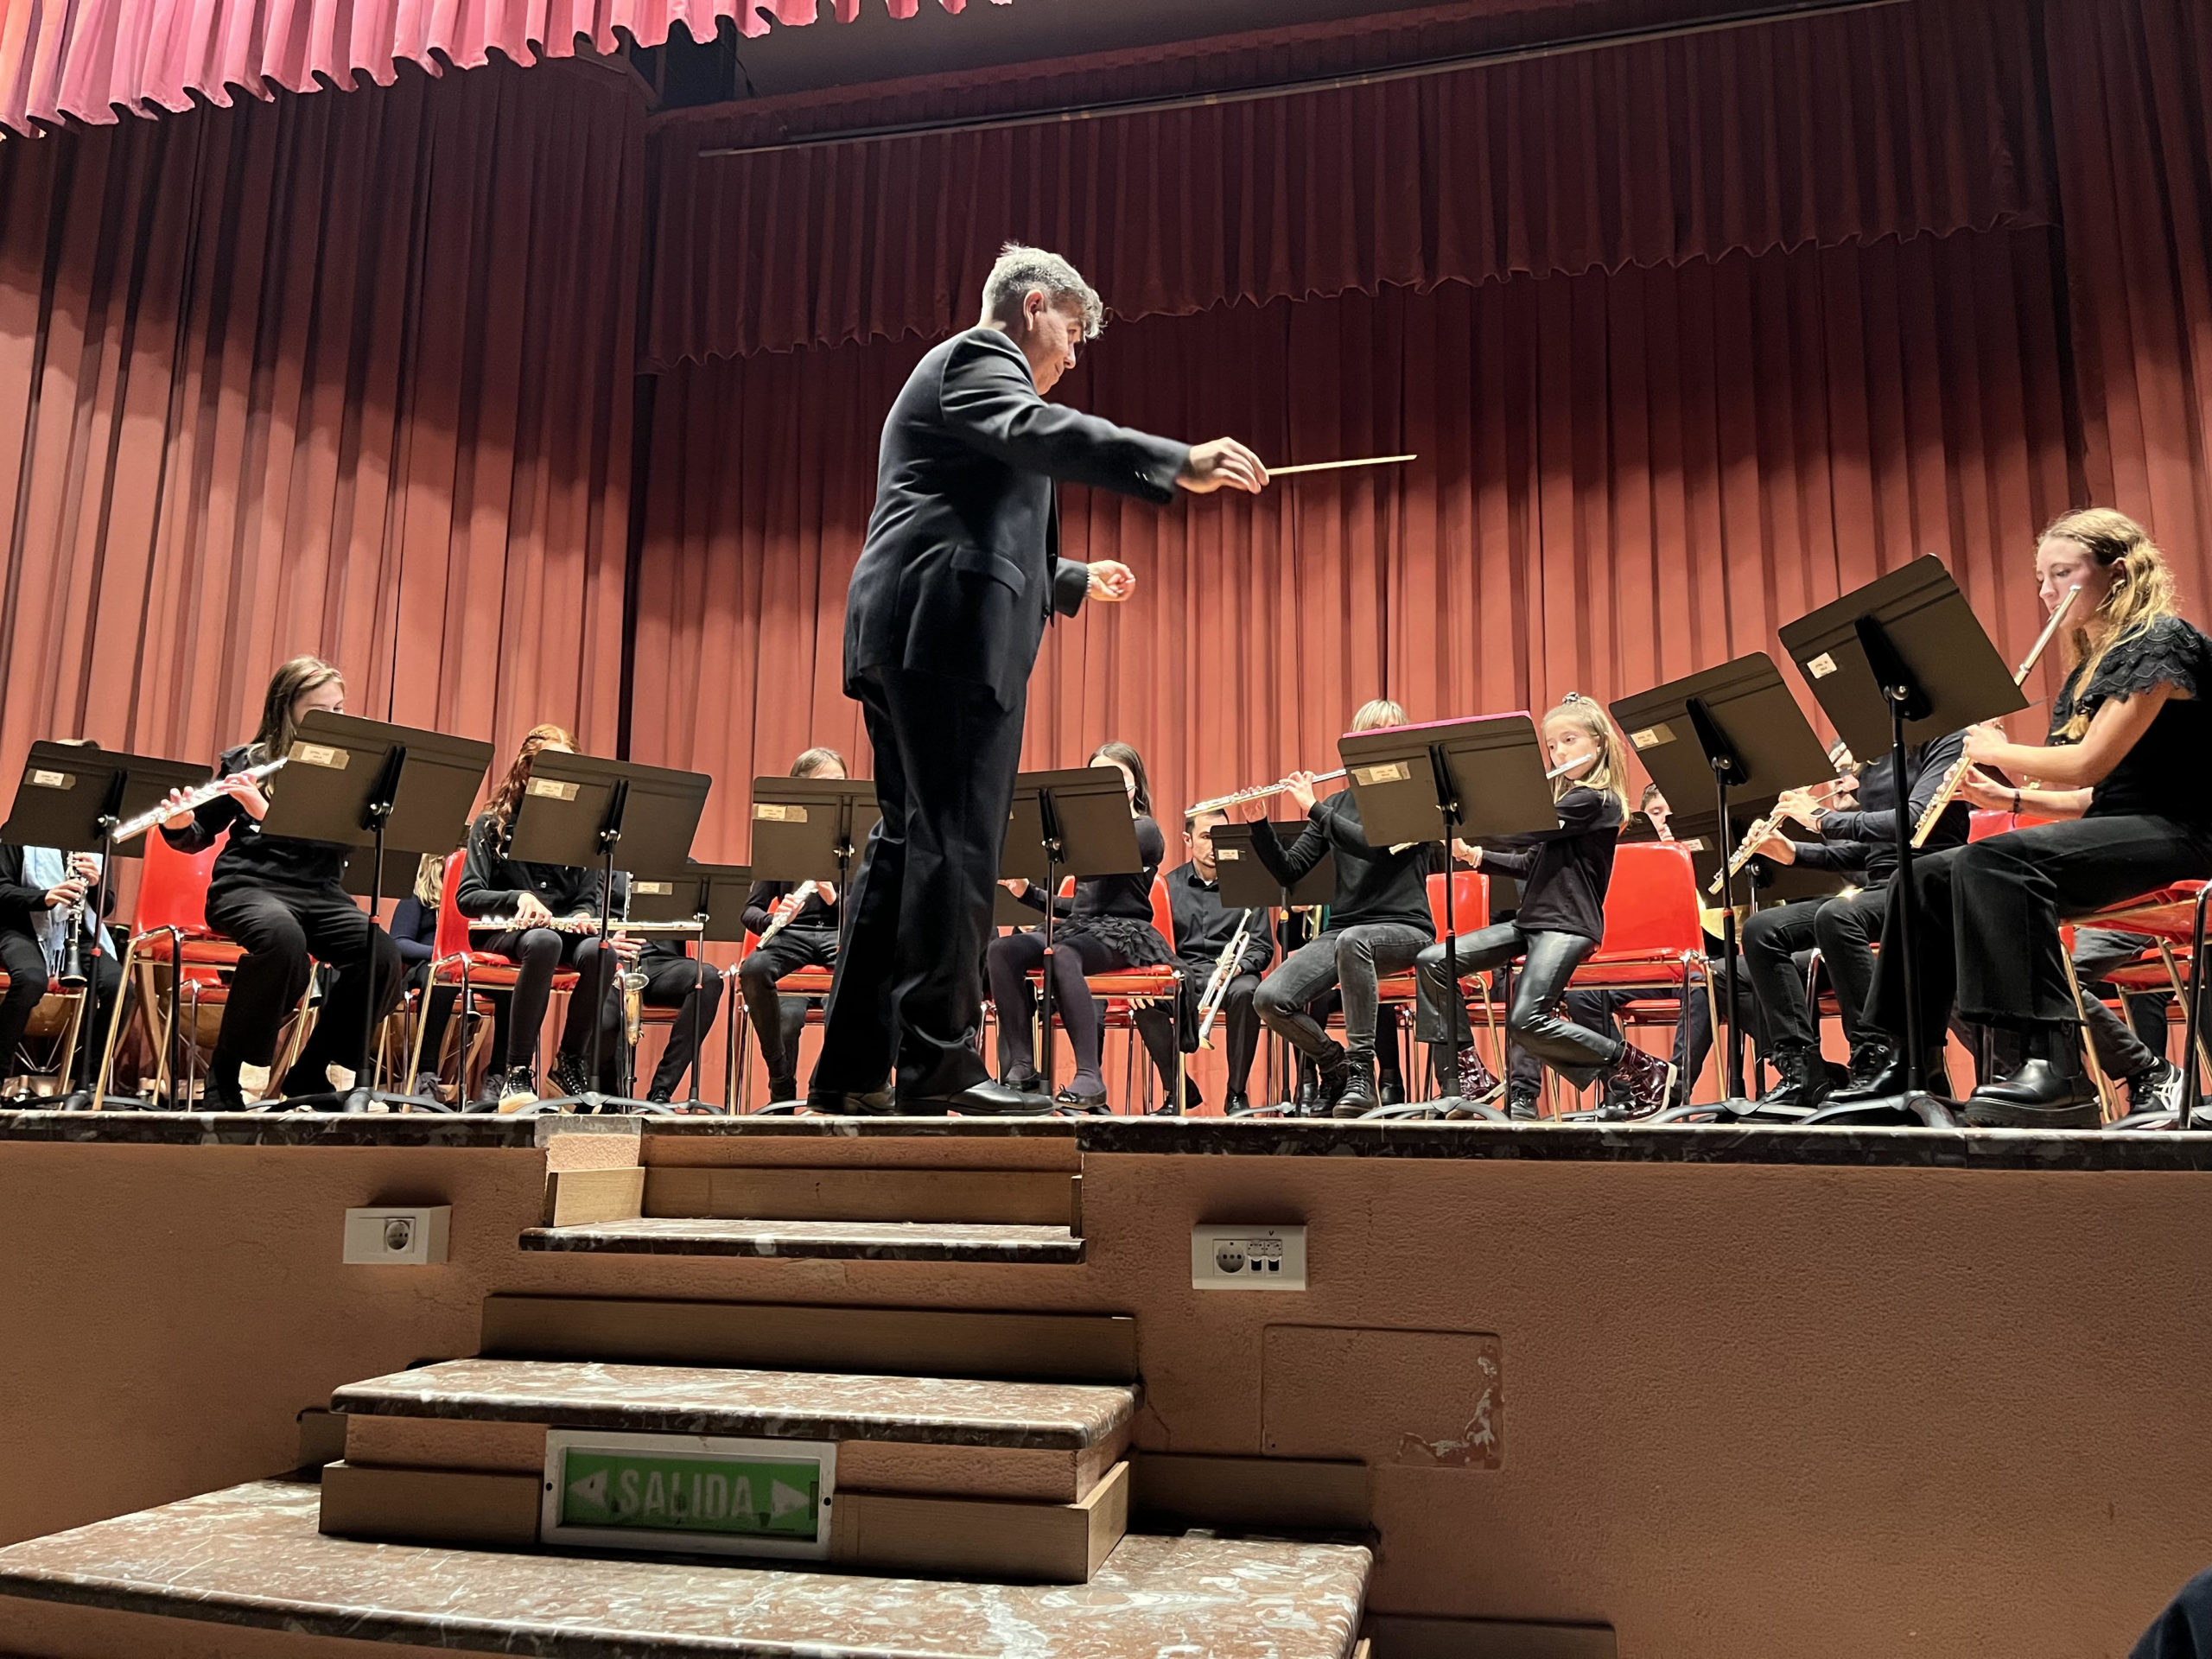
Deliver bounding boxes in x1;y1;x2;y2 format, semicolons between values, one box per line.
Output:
541;1429;837;1560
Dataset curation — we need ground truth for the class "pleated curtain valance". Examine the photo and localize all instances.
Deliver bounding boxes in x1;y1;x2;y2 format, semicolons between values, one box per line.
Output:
642;0;2054;366
0;0;995;138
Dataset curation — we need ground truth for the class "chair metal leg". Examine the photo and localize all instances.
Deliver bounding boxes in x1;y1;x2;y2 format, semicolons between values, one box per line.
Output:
2154;941;2212;1086
90;937;143;1109
2061;950;2122;1123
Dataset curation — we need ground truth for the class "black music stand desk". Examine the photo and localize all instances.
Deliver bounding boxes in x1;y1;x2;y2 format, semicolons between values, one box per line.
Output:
3;743;207;1109
1340;715;1559;1120
626;861;751;1113
257;713;493;1115
1212;821;1334;1115
1001;768;1145;1103
750;778;879;957
1613;656;1836;1109
505;751;711;1115
1781;556;2024;1119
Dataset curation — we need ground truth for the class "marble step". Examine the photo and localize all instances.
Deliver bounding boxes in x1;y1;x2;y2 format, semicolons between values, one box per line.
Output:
334;1357;1138;1503
518;1214;1084;1262
0;1478;1373;1659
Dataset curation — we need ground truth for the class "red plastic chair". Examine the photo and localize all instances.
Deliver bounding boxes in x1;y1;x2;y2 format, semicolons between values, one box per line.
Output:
734;899;835;1112
418;849;579;1101
1015;875;1185;1113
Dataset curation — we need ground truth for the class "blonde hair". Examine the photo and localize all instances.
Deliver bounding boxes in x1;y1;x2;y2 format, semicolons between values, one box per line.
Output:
1541;695;1630;808
791;747;847;778
412;853;448;907
1351;699;1408;732
2043;509;2181;739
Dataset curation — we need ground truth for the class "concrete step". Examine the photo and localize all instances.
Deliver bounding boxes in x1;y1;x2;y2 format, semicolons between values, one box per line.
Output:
518;1214;1084;1262
0;1478;1374;1659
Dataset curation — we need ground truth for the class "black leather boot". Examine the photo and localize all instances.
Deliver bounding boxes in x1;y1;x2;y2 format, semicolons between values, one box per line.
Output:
1331;1050;1378;1117
1758;1043;1842;1113
1313;1039;1351;1114
1967;1027;2101;1128
1821;1037;1911;1105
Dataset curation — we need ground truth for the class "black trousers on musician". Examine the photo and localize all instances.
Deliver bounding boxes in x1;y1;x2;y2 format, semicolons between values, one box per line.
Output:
641;953;723;1099
1743;890;1888;1051
1415;925;1618;1090
485;928;623;1076
738;927;836;1087
1255;924;1431;1061
815;666;1027;1101
204;881;404;1073
0;930;122;1067
1866;816;2212;1051
1133;964;1261;1100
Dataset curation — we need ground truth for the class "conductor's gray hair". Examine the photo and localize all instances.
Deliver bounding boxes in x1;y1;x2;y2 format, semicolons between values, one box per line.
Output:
982;245;1105;340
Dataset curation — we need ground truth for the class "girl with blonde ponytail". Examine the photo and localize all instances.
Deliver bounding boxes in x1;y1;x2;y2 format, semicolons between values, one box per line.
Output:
1841;509;2212;1125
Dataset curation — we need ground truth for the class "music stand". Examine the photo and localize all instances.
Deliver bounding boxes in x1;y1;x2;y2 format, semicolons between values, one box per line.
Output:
1213;821;1333;1114
1003;768;1144;1100
256;713;494;1114
1781;557;2024;1111
3;743;209;1109
625;861;749;1114
505;751;711;1115
749;778;879;959
1613;658;1837;1106
1339;715;1559;1120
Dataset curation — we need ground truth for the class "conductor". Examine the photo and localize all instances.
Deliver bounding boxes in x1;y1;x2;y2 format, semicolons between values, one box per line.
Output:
811;245;1268;1114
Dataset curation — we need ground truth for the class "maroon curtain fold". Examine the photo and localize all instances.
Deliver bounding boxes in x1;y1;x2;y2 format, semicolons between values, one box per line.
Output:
644;0;2052;365
630;227;2080;882
0;55;642;796
2045;0;2212;563
0;0;987;140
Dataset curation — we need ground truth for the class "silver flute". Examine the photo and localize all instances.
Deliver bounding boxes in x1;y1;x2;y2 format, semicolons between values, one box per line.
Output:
110;757;289;842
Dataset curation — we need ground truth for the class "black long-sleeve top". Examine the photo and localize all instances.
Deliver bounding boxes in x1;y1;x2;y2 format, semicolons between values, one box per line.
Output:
1165;860;1275;976
160;743;349;896
1017;816;1168;922
1779;734;1967;887
390;894;438;965
1473;785;1624;943
0;844;118;939
742;880;841;938
455;810;603;925
1246;791;1436;937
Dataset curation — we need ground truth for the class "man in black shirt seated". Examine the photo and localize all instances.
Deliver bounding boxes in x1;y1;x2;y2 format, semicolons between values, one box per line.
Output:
736;748;849;1106
1136;808;1276;1114
1247;700;1437;1114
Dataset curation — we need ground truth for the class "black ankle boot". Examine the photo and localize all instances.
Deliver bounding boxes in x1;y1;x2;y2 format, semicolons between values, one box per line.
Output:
1313;1040;1351;1112
1822;1038;1910;1104
1758;1044;1840;1113
1967;1027;2101;1128
1331;1052;1377;1117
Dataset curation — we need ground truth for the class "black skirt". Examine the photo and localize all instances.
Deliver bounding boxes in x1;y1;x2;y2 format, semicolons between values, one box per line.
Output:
1056;913;1173;968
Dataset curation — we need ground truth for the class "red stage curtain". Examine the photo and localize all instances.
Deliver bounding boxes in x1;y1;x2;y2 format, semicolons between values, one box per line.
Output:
644;0;2052;365
628;226;2081;871
0;0;984;138
0;56;640;791
2046;0;2212;562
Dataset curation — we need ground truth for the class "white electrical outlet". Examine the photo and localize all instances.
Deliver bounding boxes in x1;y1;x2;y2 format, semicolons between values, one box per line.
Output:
1192;1224;1306;1291
342;1205;451;1266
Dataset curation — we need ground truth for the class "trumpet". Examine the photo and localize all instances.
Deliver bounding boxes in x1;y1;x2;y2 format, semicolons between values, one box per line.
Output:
1185;769;1348;818
1909;582;2082;848
1196;908;1257;1045
110;757;289;842
1708;778;1856;895
467;914;703;935
754;880;820;948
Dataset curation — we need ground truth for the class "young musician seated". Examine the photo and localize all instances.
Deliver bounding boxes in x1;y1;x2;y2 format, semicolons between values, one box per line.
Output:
989;742;1171;1109
156;658;404;1108
0;841;121;1091
1829;509;2212;1124
1738;733;1971;1112
1247;701;1438;1115
736;747;848;1105
1132;807;1277;1115
456;725;633;1112
1415;696;1675;1118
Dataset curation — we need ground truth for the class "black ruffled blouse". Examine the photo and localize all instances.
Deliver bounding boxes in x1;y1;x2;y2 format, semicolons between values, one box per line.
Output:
2050;615;2212;829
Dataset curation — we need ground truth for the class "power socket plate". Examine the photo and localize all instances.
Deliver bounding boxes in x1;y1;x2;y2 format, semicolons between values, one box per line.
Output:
1192;1224;1306;1291
343;1205;451;1266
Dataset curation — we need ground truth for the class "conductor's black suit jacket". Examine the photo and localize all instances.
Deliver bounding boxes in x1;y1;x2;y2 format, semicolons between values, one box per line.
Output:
843;327;1191;710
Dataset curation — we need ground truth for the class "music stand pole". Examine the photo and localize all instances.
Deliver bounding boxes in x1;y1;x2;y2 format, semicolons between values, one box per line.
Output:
1685;698;1751;1103
1856;617;1935;1091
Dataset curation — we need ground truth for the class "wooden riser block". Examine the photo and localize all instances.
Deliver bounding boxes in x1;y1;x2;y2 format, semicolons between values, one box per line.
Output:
318;1459;1133;1584
543;1167;645;1226
479;1296;1140;1382
341;1414;1126;1505
829;1460;1129;1584
643;1166;1077;1227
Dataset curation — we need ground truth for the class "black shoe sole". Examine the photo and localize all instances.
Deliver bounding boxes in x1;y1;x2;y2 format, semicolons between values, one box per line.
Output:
1963;1096;2103;1129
